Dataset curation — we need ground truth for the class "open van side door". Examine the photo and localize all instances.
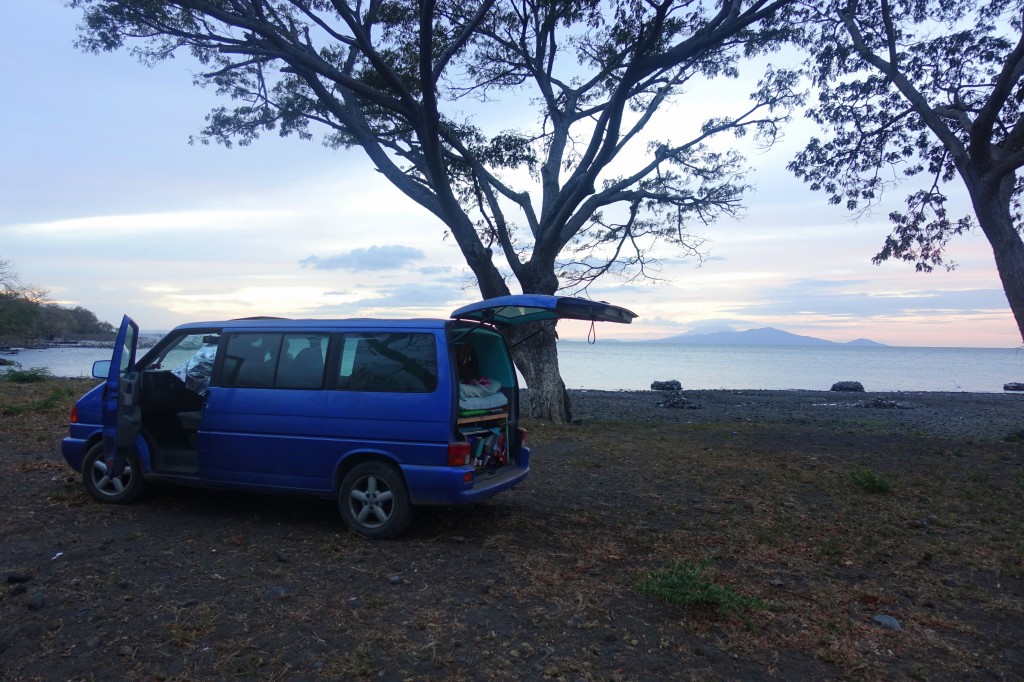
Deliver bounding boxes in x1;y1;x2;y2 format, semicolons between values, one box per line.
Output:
451;295;637;326
101;315;141;477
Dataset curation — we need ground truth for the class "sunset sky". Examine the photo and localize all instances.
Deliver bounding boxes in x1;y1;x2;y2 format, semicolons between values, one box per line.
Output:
1;2;1018;348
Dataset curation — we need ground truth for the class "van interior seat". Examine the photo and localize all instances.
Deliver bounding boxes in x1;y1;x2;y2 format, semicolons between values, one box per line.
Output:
177;410;203;432
279;346;324;388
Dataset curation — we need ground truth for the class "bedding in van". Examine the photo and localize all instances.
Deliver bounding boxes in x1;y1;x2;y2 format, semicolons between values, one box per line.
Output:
459;378;507;411
459;392;508;410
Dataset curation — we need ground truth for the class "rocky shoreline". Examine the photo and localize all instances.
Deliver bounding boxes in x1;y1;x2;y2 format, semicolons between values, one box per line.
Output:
544;388;1024;441
0;340;114;352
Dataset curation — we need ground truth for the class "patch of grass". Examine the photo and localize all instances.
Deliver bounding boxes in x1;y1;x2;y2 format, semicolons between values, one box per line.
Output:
819;538;845;564
0;384;77;416
636;559;765;617
1;366;52;383
1000;557;1024;580
14;459;65;473
850;468;893;494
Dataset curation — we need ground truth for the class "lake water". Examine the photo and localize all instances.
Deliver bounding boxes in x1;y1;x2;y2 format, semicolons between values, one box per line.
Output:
556;341;1024;393
1;347;113;379
2;342;1022;393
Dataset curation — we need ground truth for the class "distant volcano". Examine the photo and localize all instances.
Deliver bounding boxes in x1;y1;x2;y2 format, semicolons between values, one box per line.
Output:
651;327;886;347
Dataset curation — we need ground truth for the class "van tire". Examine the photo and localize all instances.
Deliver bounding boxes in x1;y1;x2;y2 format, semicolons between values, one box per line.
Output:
338;461;413;539
82;442;145;504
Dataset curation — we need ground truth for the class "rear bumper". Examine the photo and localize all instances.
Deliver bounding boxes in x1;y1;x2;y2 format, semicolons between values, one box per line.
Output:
61;437;88;472
403;446;530;505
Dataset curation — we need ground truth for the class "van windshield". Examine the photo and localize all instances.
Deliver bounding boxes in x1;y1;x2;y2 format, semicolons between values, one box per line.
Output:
151;332;220;394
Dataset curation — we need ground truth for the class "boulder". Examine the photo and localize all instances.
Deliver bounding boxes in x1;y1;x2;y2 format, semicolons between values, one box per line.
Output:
830;381;865;392
1003;382;1024;391
873;614;902;631
657;394;702;409
651;379;682;391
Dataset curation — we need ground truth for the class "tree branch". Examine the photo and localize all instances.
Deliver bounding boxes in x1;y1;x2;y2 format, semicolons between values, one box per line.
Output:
838;5;969;164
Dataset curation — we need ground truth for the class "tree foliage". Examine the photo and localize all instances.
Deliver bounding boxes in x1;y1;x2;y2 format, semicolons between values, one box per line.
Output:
71;0;803;419
0;258;116;343
790;0;1024;342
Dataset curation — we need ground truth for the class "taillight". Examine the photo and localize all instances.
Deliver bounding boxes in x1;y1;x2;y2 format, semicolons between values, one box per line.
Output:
448;442;471;466
518;428;527;446
70;405;78;424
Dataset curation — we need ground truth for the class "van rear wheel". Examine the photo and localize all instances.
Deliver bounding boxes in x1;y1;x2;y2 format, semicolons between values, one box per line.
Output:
338;461;413;539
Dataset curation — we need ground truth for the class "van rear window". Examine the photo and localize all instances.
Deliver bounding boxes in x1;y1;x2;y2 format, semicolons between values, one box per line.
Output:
336;333;437;393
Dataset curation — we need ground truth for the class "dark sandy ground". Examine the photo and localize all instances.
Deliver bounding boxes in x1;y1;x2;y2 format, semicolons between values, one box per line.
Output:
2;382;1022;680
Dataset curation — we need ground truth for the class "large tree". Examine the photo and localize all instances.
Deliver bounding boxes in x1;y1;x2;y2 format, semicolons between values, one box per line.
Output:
72;0;801;420
790;0;1024;343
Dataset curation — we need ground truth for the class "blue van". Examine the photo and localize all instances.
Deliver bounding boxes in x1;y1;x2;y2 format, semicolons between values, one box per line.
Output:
61;296;636;538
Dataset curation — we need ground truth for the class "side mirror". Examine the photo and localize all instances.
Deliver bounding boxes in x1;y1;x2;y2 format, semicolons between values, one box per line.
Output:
92;360;111;379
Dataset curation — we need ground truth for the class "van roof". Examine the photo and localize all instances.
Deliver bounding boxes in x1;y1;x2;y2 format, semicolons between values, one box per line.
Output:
165;296;636;333
172;317;460;333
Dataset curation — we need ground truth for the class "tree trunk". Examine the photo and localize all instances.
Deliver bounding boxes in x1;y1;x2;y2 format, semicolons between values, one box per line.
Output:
502;264;573;422
969;178;1024;345
436;213;573;421
452;235;572;421
506;322;573;423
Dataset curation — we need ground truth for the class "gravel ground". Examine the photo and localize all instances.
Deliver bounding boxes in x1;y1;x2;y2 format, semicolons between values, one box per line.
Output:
555;388;1024;441
3;381;1023;680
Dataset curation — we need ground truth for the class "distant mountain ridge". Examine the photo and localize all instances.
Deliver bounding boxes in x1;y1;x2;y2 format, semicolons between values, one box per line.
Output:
651;327;886;347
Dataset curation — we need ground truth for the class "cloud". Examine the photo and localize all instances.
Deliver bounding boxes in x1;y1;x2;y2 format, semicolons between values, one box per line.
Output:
646;316;690;328
300;245;426;271
304;282;465;318
733;282;1010;318
5;210;283;237
417;265;456;275
684;318;746;334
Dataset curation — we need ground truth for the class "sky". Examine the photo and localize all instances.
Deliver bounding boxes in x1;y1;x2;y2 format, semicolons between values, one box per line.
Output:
1;2;1019;348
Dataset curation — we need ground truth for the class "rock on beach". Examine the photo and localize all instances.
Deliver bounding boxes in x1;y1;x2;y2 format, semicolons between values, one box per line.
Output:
830;381;865;392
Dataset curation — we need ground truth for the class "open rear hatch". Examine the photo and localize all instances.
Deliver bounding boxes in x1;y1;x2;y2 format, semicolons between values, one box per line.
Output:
450;295;637;471
451;295;637;326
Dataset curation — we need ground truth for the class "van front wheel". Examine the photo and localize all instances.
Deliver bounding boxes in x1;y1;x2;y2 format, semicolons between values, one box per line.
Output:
338;462;413;539
82;442;144;504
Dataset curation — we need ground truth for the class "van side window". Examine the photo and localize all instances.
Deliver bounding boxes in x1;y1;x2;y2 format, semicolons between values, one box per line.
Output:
221;333;282;388
336;333;437;393
277;334;329;389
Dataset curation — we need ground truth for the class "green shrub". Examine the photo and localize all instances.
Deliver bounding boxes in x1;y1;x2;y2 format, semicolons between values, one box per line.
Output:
637;559;764;616
850;468;893;494
0;366;52;383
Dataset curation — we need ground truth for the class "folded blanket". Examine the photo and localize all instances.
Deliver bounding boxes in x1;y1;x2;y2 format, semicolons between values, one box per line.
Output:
459;392;508;411
460;377;502;398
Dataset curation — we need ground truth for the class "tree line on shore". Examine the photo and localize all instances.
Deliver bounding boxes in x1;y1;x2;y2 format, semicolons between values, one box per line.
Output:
0;258;114;345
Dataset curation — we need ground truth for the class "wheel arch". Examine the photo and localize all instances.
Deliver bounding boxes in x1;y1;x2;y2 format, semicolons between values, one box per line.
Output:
83;431;103;458
82;430;155;475
332;451;405;496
